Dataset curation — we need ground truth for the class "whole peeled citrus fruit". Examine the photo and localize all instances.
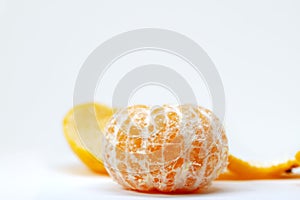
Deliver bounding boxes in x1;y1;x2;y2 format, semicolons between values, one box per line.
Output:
102;104;228;193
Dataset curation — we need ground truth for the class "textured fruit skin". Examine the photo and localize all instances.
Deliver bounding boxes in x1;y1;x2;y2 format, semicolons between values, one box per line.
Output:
296;151;300;163
64;137;107;174
63;103;113;174
102;104;228;193
228;154;300;179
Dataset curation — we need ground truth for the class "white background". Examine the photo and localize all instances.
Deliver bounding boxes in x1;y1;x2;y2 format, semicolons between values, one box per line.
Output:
1;0;300;199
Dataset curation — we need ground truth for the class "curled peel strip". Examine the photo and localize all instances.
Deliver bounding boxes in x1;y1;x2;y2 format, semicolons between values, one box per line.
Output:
218;152;300;180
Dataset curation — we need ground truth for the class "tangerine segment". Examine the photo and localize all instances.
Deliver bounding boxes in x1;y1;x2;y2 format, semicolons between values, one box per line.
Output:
103;104;228;193
63;103;114;174
224;154;299;180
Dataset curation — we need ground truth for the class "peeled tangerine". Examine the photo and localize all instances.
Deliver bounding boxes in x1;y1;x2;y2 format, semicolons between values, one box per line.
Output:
102;104;228;193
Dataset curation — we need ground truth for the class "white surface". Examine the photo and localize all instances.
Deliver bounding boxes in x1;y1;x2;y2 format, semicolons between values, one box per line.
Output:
1;158;300;200
1;0;300;199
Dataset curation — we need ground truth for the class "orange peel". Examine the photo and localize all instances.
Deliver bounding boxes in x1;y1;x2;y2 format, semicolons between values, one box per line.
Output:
63;103;113;174
217;153;300;180
296;151;300;163
217;171;241;180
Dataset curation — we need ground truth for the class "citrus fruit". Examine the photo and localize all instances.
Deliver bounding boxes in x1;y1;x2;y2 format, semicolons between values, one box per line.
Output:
102;104;228;193
63;103;114;173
